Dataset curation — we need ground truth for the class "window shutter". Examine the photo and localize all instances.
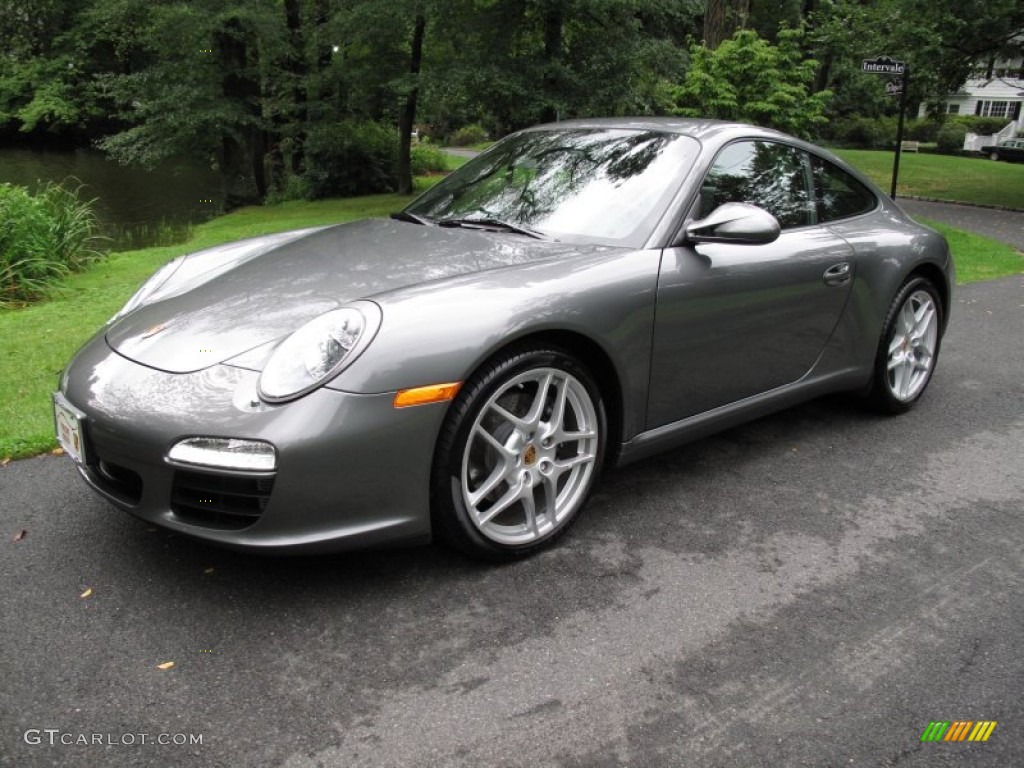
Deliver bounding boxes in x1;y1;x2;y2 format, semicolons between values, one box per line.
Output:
975;101;983;116
1012;102;1022;120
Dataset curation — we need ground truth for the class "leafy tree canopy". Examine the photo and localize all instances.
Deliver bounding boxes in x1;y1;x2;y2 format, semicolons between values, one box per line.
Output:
670;28;831;137
1;0;1021;204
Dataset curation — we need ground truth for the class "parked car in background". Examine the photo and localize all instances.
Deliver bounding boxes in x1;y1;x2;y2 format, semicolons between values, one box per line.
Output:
979;138;1024;162
55;118;954;560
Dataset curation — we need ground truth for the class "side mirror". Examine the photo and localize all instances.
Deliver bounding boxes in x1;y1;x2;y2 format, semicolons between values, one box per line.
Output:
685;203;781;245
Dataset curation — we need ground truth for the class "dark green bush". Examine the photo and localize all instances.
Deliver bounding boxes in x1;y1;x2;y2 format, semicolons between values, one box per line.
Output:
825;115;950;148
0;181;103;307
904;118;943;143
449;123;488;147
410;144;449;175
830;116;892;148
936;123;968;153
949;116;1012;136
304;121;398;199
264;173;313;205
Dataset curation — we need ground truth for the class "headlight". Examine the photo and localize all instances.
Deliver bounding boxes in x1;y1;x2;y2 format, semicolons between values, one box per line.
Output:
110;256;185;322
258;302;382;402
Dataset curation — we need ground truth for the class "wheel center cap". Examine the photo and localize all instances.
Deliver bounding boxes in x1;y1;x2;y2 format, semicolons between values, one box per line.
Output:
523;444;538;466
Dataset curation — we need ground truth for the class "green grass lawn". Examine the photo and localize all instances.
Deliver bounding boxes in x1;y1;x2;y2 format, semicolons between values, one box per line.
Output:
443;152;469;171
1;173;1022;461
918;218;1024;283
834;149;1024;209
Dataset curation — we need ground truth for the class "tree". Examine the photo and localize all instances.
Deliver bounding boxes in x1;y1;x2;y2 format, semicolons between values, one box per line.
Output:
397;6;427;195
810;0;1024;118
703;0;750;49
748;0;803;42
418;0;699;137
671;27;831;137
0;0;107;143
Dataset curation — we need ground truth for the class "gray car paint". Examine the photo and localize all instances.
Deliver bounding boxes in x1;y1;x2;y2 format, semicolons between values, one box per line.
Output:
58;118;954;552
107;219;611;374
649;226;855;425
63;332;440;550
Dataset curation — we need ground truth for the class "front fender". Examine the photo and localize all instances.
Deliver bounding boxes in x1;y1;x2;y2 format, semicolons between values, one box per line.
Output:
326;248;662;443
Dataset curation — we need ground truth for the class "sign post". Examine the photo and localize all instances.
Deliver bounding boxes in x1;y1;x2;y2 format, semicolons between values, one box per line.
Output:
862;56;909;199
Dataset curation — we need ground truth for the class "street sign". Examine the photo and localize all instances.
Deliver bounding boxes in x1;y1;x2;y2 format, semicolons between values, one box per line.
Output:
862;56;907;75
860;56;911;197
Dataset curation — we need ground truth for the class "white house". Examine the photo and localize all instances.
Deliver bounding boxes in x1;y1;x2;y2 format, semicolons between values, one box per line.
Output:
920;52;1024;149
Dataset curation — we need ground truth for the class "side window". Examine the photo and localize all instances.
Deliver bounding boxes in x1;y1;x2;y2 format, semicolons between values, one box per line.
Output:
699;140;813;229
810;156;877;222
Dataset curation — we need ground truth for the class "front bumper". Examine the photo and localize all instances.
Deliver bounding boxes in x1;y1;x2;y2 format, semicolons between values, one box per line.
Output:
60;333;446;552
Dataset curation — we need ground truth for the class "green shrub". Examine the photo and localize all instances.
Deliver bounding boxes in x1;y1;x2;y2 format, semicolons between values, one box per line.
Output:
950;116;1012;136
449;123;488;147
831;116;891;148
410;144;449;175
265;173;313;204
904;118;943;143
825;115;953;147
936;123;968;153
304;121;398;199
0;181;103;307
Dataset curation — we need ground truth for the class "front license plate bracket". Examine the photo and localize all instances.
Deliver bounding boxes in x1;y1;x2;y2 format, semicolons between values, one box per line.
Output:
53;393;87;465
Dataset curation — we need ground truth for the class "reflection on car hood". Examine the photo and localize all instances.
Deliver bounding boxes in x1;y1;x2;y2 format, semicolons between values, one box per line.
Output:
106;218;602;374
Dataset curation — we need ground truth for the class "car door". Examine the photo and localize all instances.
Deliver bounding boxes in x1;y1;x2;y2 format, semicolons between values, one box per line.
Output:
647;140;855;428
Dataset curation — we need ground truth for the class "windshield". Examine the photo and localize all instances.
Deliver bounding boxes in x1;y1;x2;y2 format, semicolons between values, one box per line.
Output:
405;128;699;247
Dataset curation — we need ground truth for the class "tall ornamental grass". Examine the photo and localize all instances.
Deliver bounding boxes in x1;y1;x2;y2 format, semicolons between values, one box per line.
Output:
0;180;104;307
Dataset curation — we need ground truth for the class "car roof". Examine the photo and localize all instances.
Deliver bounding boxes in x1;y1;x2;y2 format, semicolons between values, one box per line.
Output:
522;117;798;144
518;116;876;187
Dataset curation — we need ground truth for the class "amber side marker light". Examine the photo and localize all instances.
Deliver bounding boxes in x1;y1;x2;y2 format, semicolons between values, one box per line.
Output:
393;382;462;408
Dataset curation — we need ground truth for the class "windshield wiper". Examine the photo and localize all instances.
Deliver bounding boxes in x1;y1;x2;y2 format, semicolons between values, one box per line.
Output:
390;210;433;225
437;217;548;240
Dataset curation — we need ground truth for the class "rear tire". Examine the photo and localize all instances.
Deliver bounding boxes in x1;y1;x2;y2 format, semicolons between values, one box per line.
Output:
431;344;606;560
867;276;943;414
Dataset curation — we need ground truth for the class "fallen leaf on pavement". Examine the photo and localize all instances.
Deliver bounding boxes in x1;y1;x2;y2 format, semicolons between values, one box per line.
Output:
156;661;175;670
51;447;65;456
12;529;27;542
1;458;10;467
80;588;93;598
204;567;215;574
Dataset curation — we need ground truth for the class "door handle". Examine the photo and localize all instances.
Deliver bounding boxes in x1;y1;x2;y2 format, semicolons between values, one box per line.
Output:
823;262;851;287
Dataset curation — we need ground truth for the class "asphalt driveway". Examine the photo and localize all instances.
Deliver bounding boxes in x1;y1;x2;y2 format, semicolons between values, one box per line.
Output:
899;198;1024;251
1;276;1022;767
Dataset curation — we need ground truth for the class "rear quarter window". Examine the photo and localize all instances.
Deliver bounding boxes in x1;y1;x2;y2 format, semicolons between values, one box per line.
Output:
810;156;877;222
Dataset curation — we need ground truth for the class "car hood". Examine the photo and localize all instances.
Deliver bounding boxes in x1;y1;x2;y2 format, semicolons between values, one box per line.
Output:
106;218;602;374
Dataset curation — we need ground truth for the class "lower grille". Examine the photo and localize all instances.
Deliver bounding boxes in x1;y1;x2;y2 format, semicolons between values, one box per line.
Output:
171;470;274;530
90;459;144;505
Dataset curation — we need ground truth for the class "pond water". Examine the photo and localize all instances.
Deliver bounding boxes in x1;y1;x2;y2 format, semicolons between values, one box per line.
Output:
0;148;224;250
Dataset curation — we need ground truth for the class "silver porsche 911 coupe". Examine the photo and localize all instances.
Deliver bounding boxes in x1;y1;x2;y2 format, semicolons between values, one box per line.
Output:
55;118;953;559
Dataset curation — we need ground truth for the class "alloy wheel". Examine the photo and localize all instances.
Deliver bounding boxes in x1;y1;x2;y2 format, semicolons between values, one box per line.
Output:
886;289;939;402
460;367;599;545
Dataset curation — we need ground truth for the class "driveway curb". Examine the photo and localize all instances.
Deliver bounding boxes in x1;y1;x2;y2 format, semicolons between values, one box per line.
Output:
896;194;1024;213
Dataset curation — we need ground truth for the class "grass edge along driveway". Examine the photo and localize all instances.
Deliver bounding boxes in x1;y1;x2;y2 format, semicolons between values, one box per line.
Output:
2;198;1022;461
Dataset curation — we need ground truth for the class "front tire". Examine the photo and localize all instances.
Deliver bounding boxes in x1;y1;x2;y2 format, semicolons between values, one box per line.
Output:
431;344;606;560
867;276;943;413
